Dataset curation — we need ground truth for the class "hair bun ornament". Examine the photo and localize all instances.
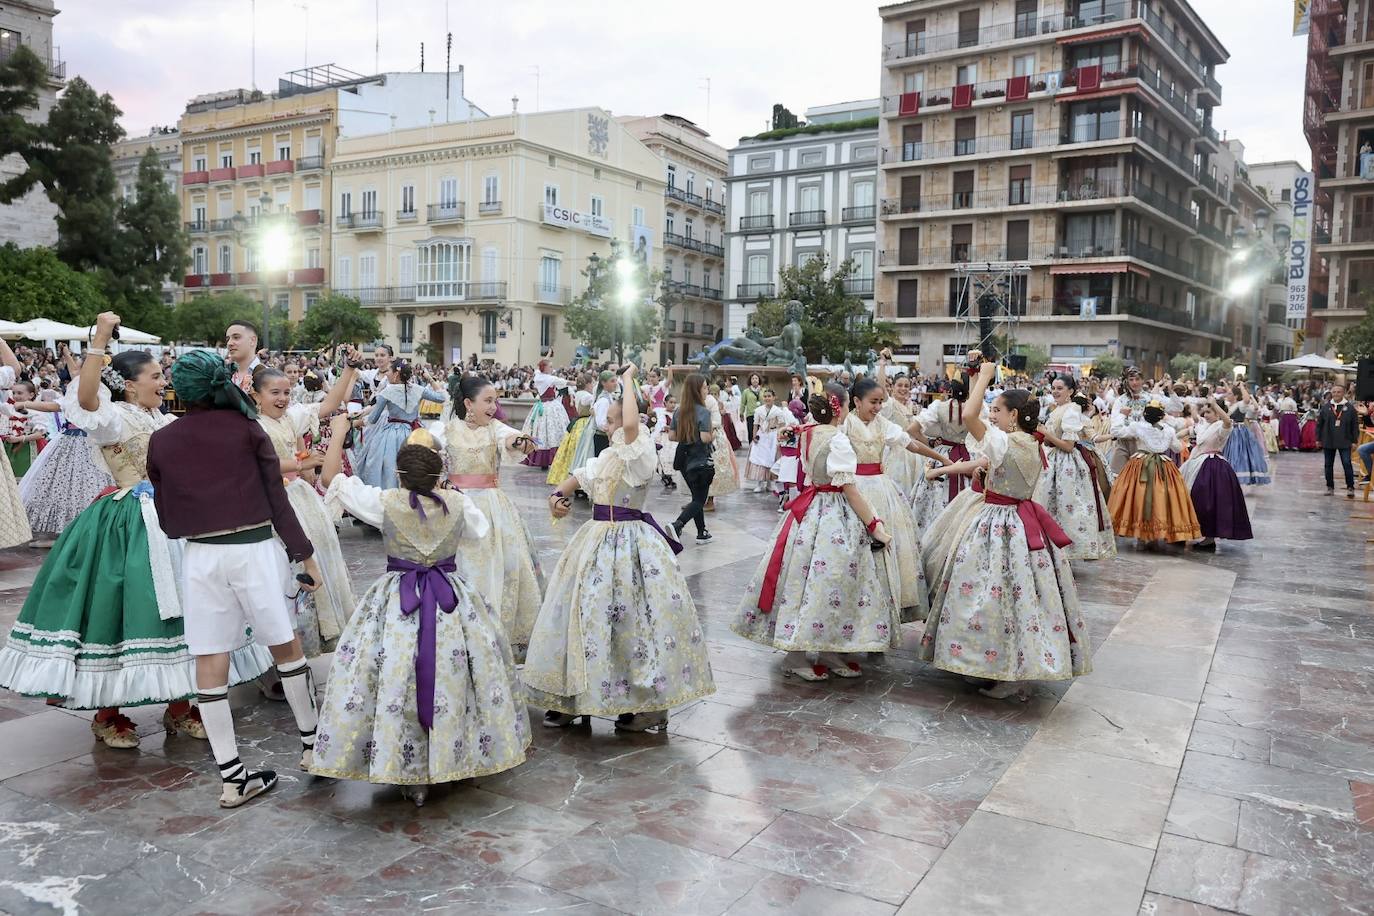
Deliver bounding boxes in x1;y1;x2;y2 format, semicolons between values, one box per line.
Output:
405;427;441;453
1147;398;1165;410
828;393;842;414
100;364;126;393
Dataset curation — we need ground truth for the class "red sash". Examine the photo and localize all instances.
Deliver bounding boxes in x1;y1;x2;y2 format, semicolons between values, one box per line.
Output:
855;462;882;476
938;438;972;500
983;490;1072;551
757;484;844;613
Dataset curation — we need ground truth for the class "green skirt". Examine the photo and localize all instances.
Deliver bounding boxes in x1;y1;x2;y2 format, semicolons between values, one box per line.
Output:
0;490;273;709
5;440;34;480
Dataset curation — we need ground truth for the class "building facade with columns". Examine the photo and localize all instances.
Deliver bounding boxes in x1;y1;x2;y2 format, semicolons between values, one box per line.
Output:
176;68;479;323
618;114;729;365
329;106;666;365
0;0;64;248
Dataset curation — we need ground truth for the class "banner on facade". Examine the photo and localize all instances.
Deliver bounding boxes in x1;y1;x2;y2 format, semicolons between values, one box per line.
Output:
1293;0;1310;36
1198;361;1208;381
629;225;654;262
542;204;613;238
1287;171;1315;322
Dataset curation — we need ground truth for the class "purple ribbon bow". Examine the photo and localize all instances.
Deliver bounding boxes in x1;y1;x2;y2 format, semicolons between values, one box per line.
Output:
592;504;683;555
407;490;449;522
386;555;459;731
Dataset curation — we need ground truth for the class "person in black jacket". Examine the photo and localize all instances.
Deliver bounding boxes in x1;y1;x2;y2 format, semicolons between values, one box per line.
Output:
1317;383;1360;498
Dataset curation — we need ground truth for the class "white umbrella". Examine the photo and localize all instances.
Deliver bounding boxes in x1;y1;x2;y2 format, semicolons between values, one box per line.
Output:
8;318;91;344
0;320;28;339
1267;353;1350;372
83;323;161;345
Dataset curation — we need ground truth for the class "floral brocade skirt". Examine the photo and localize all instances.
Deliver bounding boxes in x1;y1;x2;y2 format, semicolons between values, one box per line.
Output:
1033;446;1117;561
453;487;544;663
522;520;715;716
19;429;113;537
310;571;530;785
855;473;927;621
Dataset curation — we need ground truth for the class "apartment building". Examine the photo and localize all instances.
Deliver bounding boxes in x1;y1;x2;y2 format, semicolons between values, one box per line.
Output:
329;106;665;365
724;100;880;339
178;67;480;321
1248;159;1307;363
876;0;1232;376
0;0;64;247
114;127;183;307
618;114;729;365
1304;0;1373;351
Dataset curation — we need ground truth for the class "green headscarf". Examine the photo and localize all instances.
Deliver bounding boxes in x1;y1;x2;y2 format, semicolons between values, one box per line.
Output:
171;348;258;419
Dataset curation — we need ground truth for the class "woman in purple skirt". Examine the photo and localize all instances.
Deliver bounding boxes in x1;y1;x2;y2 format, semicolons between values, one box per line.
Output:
1180;394;1253;551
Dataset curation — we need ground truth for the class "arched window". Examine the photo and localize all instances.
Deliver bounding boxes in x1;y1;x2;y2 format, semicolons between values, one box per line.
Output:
417;239;472;299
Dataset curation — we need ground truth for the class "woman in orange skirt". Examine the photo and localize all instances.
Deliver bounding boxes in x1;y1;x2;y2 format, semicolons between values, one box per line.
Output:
1107;400;1200;550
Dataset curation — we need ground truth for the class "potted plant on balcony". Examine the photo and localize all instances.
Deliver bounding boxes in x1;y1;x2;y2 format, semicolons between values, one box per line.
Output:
980;88;1006;99
926;93;951;106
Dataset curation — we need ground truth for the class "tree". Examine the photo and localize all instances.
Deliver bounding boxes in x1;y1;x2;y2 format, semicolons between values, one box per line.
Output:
1331;299;1374;361
563;242;663;363
170;291;261;345
0;243;106;324
0;47;46;205
746;298;786;336
1169;351;1235;381
296;293;382;350
771;104;801;131
102;148;189;336
762;254;896;363
1090;354;1124;379
1013;343;1050;377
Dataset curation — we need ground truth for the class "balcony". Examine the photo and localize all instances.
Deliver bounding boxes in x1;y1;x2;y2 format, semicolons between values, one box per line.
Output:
184;170;209;186
842;205;876;223
336;212;383;231
479;200;503;215
338;281;509;305
702;323;716;338
208;218;235;232
428;202;466;223
682;321;697;334
183;274;210;288
1198;221;1228;246
297;155;324;171
702;287;723;300
295;209;324;227
295;267;325;285
666;186;705;208
737;283;775;301
1201;71;1223;103
534;283;571;305
237;163;265;179
1131;123;1199;180
703;198;725;216
664;319;677;333
665;231;702;252
185;220;207;233
738;214;774;232
1118;297;1225;336
1197;122;1222;151
209;167;236;183
209;273;233;287
265;159;295;176
844;277;875;296
882;13;1043;61
396;208;419;223
882;126;1065;165
789;210;826;229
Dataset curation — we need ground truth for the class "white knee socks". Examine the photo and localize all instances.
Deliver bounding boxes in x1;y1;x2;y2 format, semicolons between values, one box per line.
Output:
197;684;243;783
276;658;318;751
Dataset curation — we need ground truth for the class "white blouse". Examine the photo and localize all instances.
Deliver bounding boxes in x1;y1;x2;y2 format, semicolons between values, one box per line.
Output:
1125;421;1179;454
325;474;489;538
573;426;657;492
58;383;172;446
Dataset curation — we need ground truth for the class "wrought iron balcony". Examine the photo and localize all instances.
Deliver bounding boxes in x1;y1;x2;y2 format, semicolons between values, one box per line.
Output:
789;210;826;229
665;231;702;252
736;283;775;301
738;214;774;232
842;205;876;223
427;202;466;222
479;200;503;215
297;155;325;171
534;283;571;305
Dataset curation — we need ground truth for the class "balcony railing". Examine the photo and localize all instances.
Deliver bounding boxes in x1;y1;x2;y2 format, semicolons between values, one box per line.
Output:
337;282;509;305
844;277;875;296
882;126;1066;164
664;319;677;333
265;159;295;176
184;171;209;186
428;202;466;222
701;287;723;300
297;155;325;171
237;163;265;179
185;220;207;233
396;208;419;222
682;321;696;334
883;12;1045;60
534;283;571;304
1132;123;1198;178
703;199;725;216
1198;221;1228;246
738;214;774;232
737;283;775;300
184;274;210;288
1203;71;1222;101
479;200;502;215
702;323;716;338
789;209;826;229
666;186;705;208
665;231;702;252
336;212;383;230
209;167;236;182
701;241;725;258
842;205;877;223
295;209;324;227
209;218;235;232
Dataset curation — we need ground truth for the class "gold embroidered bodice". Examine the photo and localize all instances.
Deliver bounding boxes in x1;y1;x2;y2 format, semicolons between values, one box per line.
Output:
444;420;503;476
101;404;167;489
843;414;891;464
881;398;913;427
804;425;841;485
1045;403;1074;439
257;413;298;461
986;431;1043;501
381;489;470;565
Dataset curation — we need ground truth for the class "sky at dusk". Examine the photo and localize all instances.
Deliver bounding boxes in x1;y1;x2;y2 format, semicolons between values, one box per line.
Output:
54;0;1308;166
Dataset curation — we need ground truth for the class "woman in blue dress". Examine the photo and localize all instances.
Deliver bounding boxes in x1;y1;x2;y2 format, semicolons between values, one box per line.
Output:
353;361;447;490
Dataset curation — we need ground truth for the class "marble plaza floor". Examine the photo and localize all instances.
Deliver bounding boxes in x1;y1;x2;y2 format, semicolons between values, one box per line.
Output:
0;451;1371;915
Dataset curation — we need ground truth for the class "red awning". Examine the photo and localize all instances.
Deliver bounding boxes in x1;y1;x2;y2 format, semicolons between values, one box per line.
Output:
1056;24;1147;45
1051;263;1151;278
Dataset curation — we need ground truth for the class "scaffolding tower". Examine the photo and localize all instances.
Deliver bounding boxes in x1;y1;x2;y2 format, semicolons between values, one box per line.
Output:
952;261;1031;363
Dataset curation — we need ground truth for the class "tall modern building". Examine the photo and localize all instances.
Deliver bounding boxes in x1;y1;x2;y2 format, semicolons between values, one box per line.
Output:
177;67;481;321
329;106;665;365
876;0;1232;376
1303;0;1371;352
724;100;880;339
618;114;729;365
0;1;64;248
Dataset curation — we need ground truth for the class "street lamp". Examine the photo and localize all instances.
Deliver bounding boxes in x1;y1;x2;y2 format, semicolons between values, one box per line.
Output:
231;192;292;353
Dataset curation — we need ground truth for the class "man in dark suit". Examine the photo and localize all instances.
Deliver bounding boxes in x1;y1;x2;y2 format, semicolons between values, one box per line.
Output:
1317;383;1360;498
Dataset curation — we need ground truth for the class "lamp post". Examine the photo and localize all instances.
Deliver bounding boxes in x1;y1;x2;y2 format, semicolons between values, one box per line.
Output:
230;192;292;353
1229;209;1274;388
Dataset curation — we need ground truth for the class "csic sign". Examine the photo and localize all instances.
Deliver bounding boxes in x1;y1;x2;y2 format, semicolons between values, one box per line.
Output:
1286;172;1314;322
542;204;612;238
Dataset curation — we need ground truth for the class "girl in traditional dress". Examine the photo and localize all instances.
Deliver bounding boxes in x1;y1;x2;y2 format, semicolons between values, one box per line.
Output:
1299;400;1320;451
442;375;544;662
908;378;971;536
314;421;529;807
919;361;1092;699
4;380;45;480
1277;390;1301;450
1219;386;1271;485
878;367;922;500
249;360;358;657
354;362;448;490
733;383;900;681
1181;394;1253;550
527;365;715;731
546;372;595;486
843;377;946;621
704;386;740;509
520;359;571;469
1034;374;1117;561
1107;399;1202;550
747;389;795;492
0;316;271;748
15;393;114;547
0;338;34;551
